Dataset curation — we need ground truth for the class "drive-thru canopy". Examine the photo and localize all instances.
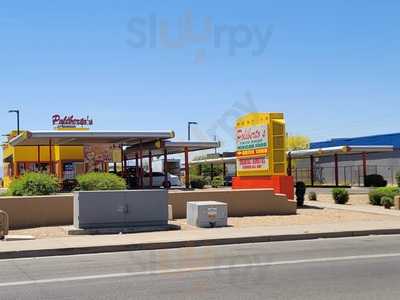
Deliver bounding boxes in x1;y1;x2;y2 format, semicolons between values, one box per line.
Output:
4;130;220;189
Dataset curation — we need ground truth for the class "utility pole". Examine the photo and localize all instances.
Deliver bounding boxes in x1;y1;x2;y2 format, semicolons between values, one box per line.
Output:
187;121;198;141
8;109;20;135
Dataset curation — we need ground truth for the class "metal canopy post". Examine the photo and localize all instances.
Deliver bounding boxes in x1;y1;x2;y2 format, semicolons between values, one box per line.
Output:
223;162;226;178
123;148;127;174
287;153;292;176
37;145;41;171
184;146;189;189
334;154;339;186
310;155;314;187
120;146;124;174
49;139;53;174
163;148;168;188
362;152;368;186
149;150;153;188
139;140;143;188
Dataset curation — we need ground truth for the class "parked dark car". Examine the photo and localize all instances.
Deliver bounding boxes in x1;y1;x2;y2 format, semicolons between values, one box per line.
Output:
224;175;233;186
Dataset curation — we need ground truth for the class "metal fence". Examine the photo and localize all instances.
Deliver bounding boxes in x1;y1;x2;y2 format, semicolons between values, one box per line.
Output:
293;165;400;186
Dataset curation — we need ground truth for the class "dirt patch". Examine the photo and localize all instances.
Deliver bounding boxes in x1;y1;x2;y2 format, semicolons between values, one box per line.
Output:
9;206;398;238
171;206;399;230
310;193;370;206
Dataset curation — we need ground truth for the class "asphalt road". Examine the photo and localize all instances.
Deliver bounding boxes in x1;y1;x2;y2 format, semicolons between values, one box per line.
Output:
1;235;400;299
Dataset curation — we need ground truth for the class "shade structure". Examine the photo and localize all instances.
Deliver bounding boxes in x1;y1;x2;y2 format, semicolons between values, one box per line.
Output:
288;145;394;159
125;140;220;159
7;130;175;147
189;157;236;165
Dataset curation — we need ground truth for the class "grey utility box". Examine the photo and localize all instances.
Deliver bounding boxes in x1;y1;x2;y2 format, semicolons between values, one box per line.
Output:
74;190;168;229
187;201;228;228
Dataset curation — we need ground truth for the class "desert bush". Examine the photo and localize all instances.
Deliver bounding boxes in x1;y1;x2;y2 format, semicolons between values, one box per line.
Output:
211;176;224;188
190;176;207;189
308;191;317;201
368;186;400;206
396;170;400;187
76;172;126;191
364;174;387;187
7;172;60;196
381;196;393;209
332;188;349;204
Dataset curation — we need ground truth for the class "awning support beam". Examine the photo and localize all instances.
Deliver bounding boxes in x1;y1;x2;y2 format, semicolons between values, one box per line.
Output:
334;154;339;186
184;146;189;189
310;155;314;187
362;152;368;186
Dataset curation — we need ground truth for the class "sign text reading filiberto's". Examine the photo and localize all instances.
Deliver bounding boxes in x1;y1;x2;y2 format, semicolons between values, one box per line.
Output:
52;114;94;128
236;125;268;150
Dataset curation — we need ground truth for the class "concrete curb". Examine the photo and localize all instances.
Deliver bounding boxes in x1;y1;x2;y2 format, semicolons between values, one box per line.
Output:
2;228;400;260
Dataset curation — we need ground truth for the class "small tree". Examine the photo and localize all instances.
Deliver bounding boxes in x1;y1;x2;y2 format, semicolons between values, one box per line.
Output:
287;135;310;151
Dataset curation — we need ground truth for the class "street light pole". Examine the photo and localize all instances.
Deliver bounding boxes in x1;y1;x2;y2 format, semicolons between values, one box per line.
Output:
187;121;198;141
8;109;20;135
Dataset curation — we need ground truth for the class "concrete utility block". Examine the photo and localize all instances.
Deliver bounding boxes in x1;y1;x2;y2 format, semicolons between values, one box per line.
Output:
187;201;227;228
0;210;9;240
74;190;168;229
394;196;400;210
168;205;173;220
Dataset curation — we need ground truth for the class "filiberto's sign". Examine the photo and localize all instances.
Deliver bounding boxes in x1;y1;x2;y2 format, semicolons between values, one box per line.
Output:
52;114;94;129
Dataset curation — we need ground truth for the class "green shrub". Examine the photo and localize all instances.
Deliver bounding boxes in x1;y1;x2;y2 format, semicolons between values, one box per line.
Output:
381;196;393;209
308;191;317;201
211;176;224;188
364;174;387;187
7;172;60;196
190;176;207;189
396;171;400;187
368;186;400;206
76;172;127;191
332;188;349;204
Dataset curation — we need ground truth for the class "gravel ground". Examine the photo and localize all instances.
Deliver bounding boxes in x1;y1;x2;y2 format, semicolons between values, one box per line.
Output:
9;206;398;238
310;193;370;206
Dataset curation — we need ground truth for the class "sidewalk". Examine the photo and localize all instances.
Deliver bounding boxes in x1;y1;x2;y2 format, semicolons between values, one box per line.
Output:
2;220;400;259
305;201;400;217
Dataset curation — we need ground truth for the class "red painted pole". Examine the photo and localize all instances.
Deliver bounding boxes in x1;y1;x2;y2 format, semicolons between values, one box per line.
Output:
49;139;53;174
120;146;124;174
149;150;153;188
37;145;41;171
223;163;227;178
184;146;189;189
139;141;143;188
334;154;339;186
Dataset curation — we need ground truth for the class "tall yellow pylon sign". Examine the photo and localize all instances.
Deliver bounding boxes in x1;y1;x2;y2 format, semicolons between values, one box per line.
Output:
235;112;287;177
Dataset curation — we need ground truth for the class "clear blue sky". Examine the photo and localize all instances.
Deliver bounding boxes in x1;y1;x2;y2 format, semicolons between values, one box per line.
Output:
1;0;399;154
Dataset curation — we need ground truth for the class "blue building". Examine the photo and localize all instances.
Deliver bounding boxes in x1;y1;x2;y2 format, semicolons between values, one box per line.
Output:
311;133;400;149
293;133;400;186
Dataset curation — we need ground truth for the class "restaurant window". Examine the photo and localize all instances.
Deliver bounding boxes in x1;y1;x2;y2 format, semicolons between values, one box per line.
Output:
18;163;26;176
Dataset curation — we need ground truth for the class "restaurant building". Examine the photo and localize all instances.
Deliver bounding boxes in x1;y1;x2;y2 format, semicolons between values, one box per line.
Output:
2;114;219;188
